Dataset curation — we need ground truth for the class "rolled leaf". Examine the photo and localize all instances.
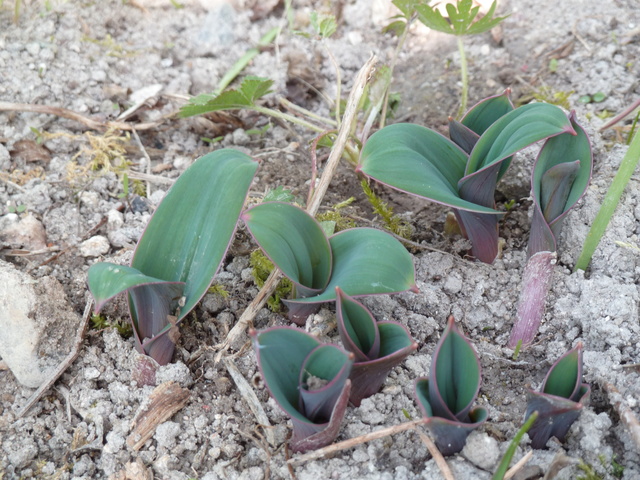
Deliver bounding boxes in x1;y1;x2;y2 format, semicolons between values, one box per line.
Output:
508;251;556;348
242;202;332;297
251;327;353;453
336;288;417;406
88;149;258;364
414;316;487;455
283;228;417;311
416;378;489;455
525;344;590;448
528;112;593;256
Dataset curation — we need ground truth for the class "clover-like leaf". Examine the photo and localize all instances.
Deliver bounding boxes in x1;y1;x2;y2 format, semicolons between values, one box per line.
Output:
251;327;353;453
180;76;274;117
336;288;417;406
525;344;590;449
414;316;487;455
88;149;258;364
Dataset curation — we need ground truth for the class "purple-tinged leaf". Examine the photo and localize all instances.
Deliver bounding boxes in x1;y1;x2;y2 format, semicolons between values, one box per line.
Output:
291;380;351;453
335;287;380;361
459;90;514;135
251;327;353;453
348;322;417;406
449;119;480;154
415;378;488;455
299;345;354;423
430;316;481;421
525;344;590;449
528;112;593;256
540;161;581;222
508;251;556;348
336;288;417;406
414;317;486;455
453;208;500;264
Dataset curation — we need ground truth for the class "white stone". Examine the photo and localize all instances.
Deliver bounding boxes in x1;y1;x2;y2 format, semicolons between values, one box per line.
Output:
79;235;110;257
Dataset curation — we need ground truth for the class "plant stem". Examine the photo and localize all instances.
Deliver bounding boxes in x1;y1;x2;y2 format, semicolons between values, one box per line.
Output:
574;129;640;271
252;106;326;133
278;97;337;127
492;411;539;480
456;36;468;119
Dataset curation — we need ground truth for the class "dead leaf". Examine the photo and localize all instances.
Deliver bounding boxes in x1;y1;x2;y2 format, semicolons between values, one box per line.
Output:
10;139;51;163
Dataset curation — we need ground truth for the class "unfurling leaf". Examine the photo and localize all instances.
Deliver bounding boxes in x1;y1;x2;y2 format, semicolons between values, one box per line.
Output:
414;316;487;455
251;327;353;453
525;344;590;449
243;202;417;323
336;288;417;406
87;149;258;364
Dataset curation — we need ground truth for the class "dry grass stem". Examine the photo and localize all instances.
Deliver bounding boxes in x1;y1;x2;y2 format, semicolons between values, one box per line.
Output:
224;357;276;447
14;298;93;419
415;428;455;480
288;419;424;466
504;450;533;479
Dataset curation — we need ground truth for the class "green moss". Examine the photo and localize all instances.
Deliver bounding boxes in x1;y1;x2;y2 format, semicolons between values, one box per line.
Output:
249;250;293;313
361;180;412;239
208;284;230;298
316;197;357;233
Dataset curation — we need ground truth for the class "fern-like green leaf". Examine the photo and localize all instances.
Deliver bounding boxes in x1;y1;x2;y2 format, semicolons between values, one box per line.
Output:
180;76;274;117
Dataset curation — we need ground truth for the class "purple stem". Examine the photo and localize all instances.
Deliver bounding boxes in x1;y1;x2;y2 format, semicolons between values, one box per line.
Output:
508;251;556;348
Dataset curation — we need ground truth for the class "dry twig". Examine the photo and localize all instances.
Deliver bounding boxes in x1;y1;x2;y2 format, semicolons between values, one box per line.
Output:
415;428;455;480
288;418;423;466
504;450;533;480
600;379;640;451
14;298;93;419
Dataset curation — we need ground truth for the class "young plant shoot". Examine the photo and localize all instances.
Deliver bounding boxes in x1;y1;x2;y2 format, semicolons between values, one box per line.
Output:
335;287;418;406
525;343;590;449
414;316;488;455
358;91;578;263
251;326;354;453
509;112;592;347
87;149;259;365
241;201;418;323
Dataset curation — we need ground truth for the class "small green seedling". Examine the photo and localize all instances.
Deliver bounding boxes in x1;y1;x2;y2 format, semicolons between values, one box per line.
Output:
525;343;590;449
395;0;509;117
414;316;488;455
335;287;418;406
509;112;592;347
242;202;418;323
87;149;258;365
492;411;538;480
359;91;580;263
251;326;354;453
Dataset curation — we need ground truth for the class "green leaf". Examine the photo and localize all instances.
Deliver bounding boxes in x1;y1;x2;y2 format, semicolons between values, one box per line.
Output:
252;327;322;425
88;263;184;312
414;2;455;34
392;0;421;18
263;186;298;203
299;344;353;422
285;227;417;305
359;123;498;214
465;0;509;36
430;316;481;420
336;287;380;361
310;11;337;38
543;345;581;399
464;102;573;176
460;90;515;136
540;161;581;222
179;76;274;117
242;202;332;296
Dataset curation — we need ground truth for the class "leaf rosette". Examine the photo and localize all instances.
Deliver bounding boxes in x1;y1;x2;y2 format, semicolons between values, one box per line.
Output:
335;287;418;406
414;316;487;455
251;326;354;453
525;343;590;449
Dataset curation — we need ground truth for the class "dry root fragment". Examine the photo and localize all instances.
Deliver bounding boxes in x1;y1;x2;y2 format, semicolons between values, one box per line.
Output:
126;381;190;451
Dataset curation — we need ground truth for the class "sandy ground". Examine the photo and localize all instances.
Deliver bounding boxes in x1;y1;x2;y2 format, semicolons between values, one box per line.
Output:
1;0;640;479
